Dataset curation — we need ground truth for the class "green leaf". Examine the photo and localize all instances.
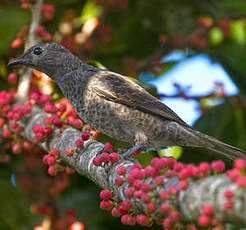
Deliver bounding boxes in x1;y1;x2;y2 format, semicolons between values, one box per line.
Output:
81;0;102;23
0;5;30;54
209;27;224;46
0;178;39;230
158;146;183;159
230;20;246;45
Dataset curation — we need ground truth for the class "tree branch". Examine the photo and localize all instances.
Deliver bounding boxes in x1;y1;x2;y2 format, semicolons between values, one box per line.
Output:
15;105;246;226
16;0;43;100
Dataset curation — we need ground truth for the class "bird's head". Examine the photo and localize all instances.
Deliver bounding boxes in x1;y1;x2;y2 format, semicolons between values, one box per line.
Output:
8;43;81;81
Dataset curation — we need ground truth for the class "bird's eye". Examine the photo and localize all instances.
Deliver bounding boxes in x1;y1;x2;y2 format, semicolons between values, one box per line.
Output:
33;47;43;55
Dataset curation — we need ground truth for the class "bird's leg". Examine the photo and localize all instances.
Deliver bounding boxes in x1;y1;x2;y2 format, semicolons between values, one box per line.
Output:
121;144;142;158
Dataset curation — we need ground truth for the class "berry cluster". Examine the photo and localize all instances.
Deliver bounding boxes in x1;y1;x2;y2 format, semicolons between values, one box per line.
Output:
92;142;120;167
95;155;246;229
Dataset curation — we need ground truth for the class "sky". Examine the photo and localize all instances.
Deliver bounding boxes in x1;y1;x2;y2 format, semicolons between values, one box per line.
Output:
141;51;238;125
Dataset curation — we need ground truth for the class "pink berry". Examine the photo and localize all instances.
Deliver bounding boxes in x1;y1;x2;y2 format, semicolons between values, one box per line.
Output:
141;183;152;192
174;162;184;172
50;148;59;157
133;179;142;190
198;215;211;226
12;143;22;154
140;193;151;203
178;168;191;179
39;94;51;104
65;147;74;157
92;157;101;166
151;157;164;171
124;187;134;198
65;166;75;174
144;166;157;177
8;73;17;84
48;166;56;176
119;205;129;215
170;211;180;222
163;216;172;229
75;138;84;148
43;117;52;125
160;204;169;214
199;162;211;175
35;132;45;142
133;190;142;198
154;176;164;186
131;163;142;169
2;129;11;138
192;166;201;178
81;132;90;141
211;160;225;173
126;215;136;225
44;126;52;135
117;165;127;175
179;180;188;190
53;118;62;127
115;177;124;186
99;152;110;162
159;190;169;200
23;141;32;150
165;169;175;178
236;177;246;188
111;207;120;217
130;168;142;179
224;200;233;209
10;121;17;129
43;154;50;164
126;174;135;184
58;103;67;112
11;38;23;48
32;124;43;133
226;168;240;181
121;200;132;210
168;185;179;195
234;158;246;170
100;200;113;211
211;218;219;226
146;201;156;213
224;189;234;198
109;153;119;163
136;215;150;226
23;104;32;114
202;204;214;216
72;119;83;128
100;189;111;200
47;155;56;165
120;214;128;224
104;142;114;151
0;117;5;127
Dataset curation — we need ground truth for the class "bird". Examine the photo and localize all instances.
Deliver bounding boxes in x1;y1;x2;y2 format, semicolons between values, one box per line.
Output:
8;43;246;160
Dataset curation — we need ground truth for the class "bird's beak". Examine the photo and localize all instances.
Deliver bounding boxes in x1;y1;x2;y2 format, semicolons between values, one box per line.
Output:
8;57;27;67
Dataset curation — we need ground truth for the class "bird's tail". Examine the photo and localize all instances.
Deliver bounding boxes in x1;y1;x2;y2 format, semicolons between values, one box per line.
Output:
191;129;246;160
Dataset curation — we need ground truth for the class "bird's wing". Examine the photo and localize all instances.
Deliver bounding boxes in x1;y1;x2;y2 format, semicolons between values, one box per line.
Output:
91;71;189;127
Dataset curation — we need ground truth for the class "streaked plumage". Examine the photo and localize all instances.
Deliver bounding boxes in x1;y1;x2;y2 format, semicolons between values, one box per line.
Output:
8;43;246;159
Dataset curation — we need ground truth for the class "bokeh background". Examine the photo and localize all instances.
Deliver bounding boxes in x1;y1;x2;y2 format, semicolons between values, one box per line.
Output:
0;0;246;229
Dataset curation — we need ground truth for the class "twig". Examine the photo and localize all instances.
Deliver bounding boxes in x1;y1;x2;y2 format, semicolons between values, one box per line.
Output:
16;0;43;100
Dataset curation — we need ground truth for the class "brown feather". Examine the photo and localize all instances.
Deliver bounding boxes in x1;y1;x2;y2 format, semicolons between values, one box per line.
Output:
92;71;189;127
